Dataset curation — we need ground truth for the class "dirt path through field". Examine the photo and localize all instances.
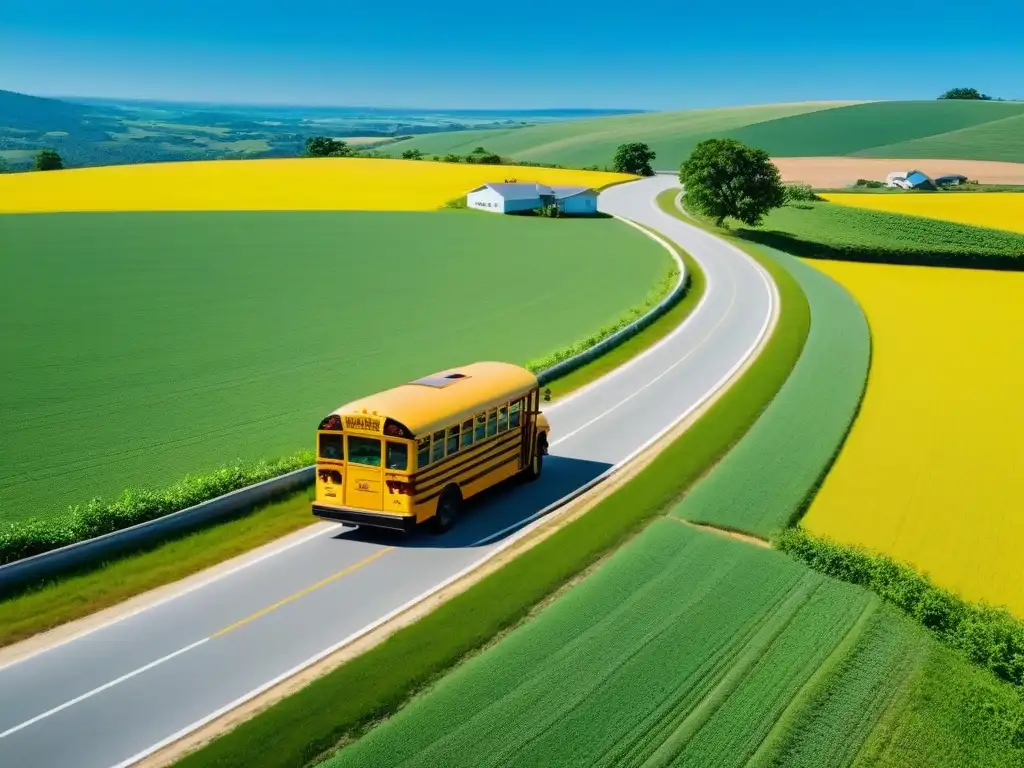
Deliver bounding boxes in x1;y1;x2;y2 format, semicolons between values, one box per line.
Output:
772;157;1024;188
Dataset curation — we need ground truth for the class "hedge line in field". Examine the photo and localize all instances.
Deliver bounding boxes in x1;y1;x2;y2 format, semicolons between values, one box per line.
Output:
0;451;313;566
776;527;1024;688
675;244;870;538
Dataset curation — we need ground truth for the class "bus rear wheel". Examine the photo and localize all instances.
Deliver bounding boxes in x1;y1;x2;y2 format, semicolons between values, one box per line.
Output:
430;487;461;534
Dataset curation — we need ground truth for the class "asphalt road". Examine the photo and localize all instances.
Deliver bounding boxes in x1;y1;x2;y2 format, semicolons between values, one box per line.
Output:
0;176;776;768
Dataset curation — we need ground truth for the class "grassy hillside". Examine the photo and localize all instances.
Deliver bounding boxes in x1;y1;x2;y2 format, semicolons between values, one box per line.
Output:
380;102;861;168
384;100;1024;168
851;111;1024;161
0;211;667;521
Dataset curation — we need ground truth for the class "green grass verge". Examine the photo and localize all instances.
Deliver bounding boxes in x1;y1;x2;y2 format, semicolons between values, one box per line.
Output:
0;222;701;647
0;488;313;648
731;199;1024;270
671;245;871;538
171;230;811;768
1;210;667;525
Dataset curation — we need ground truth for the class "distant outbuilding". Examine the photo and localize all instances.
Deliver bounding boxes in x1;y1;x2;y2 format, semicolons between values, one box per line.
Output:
935;174;969;187
466;182;599;215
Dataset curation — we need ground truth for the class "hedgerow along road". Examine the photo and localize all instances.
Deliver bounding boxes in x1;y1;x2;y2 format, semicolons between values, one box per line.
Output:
0;175;776;768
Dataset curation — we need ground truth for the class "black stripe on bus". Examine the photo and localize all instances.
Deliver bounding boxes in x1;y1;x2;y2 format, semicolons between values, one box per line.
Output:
416;453;522;504
414;429;521;483
415;442;522;497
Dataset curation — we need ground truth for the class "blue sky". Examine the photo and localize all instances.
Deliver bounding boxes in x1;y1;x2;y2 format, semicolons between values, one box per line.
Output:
3;1;1022;109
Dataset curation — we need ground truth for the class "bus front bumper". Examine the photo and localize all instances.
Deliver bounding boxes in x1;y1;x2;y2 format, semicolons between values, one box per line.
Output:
312;504;419;533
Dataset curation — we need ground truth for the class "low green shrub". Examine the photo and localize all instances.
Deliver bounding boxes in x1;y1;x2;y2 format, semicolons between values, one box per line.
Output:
783;182;822;202
775;527;1024;687
0;450;313;566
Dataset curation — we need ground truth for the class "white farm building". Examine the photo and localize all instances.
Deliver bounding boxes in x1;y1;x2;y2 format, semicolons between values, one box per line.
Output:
466;182;599;215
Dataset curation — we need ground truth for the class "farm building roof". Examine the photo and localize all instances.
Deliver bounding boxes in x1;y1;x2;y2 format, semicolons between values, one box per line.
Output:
471;182;554;200
551;186;595;200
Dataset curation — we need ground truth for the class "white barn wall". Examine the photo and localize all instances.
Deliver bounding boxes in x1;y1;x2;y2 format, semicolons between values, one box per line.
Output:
466;187;506;213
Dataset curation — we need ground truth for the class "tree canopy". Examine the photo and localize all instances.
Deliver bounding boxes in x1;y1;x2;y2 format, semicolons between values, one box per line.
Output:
613;142;656;176
679;138;785;227
938;87;993;100
303;136;352;157
35;149;64;171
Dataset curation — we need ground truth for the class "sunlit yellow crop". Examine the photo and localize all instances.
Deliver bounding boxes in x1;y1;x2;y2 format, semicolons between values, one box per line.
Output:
803;260;1024;616
0;158;635;213
821;192;1024;235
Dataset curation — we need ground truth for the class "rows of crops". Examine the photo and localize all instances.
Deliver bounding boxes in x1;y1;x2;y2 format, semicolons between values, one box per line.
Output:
735;199;1024;270
678;246;870;538
0;157;632;213
324;524;888;768
801;260;1024;617
821;191;1024;235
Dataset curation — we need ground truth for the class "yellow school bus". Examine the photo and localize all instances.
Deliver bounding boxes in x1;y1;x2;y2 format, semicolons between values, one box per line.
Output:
313;361;551;533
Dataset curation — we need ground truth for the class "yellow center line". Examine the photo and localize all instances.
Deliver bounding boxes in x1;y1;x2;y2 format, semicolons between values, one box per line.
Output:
211;547;394;638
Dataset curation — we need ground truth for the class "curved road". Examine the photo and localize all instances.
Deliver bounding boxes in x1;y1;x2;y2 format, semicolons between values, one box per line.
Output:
0;176;775;768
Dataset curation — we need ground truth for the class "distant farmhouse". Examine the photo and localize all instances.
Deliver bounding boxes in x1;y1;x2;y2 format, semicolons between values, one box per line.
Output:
466;182;599;215
885;170;969;190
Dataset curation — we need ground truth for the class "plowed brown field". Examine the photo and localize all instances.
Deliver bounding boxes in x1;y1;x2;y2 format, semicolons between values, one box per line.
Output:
772;157;1024;188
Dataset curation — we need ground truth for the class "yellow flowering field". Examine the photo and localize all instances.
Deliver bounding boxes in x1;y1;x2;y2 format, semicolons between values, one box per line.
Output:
803;259;1024;616
821;192;1024;234
0;158;634;213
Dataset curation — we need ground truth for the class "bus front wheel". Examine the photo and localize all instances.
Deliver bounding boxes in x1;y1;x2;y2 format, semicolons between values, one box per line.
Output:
524;435;546;482
430;486;462;534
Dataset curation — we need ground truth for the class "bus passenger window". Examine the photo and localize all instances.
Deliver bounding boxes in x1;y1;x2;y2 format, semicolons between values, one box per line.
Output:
509;400;522;428
319;433;343;460
447;425;460;454
497;405;508;432
417;437;431;468
475;413;487;441
432;430;445;462
347;436;382;467
461;419;474;448
386;441;409;470
487;408;498;436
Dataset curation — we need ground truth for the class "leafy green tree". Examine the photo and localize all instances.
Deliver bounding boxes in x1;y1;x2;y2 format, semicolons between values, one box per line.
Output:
938;87;992;100
612;142;656;176
442;154;462;163
35;149;64;171
303;136;351;157
401;148;423;160
679;138;785;227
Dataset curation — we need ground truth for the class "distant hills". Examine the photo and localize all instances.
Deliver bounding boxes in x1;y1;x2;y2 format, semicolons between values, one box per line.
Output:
382;100;1024;168
3;90;1023;173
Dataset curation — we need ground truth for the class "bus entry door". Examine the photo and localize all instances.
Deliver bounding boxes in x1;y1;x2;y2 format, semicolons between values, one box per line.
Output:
345;436;384;511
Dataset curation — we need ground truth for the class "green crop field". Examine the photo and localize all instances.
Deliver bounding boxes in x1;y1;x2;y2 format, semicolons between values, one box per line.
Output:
323;523;1024;768
678;246;870;538
379;102;859;168
0;210;668;523
732;199;1024;270
382;100;1024;168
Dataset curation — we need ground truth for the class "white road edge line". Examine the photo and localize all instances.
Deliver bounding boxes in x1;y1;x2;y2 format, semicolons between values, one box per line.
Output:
111;205;780;768
0;639;209;741
0;523;343;673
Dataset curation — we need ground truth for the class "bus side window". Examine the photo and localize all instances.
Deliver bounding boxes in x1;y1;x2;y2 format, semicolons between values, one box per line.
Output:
474;412;487;441
461;419;474;448
509;400;522;428
386;441;409;470
497;405;509;432
417;437;431;468
447;424;460;454
432;430;445;462
487;408;498;436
